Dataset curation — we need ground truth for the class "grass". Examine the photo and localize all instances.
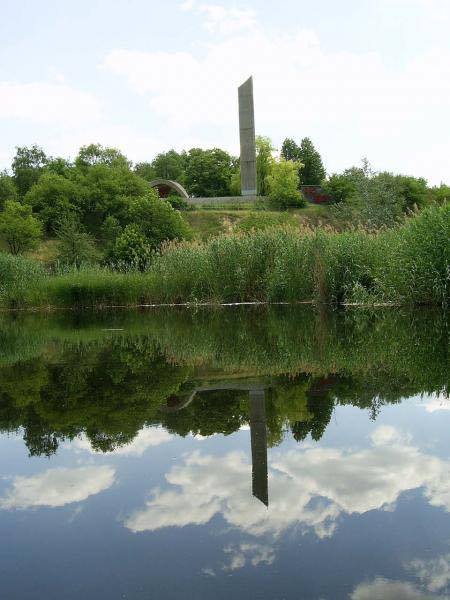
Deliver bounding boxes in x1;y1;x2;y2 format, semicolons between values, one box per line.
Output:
0;204;448;309
184;204;339;241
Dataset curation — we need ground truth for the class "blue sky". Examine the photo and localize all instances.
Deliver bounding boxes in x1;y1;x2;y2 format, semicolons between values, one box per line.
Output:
1;0;450;183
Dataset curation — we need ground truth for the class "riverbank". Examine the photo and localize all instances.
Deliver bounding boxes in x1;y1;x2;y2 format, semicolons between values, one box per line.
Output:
1;204;448;309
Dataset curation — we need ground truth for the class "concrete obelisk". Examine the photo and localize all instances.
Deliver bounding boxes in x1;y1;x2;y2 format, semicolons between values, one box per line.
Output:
238;76;257;196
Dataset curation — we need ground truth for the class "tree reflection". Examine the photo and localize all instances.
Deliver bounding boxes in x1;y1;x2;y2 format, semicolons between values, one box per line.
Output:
0;307;446;457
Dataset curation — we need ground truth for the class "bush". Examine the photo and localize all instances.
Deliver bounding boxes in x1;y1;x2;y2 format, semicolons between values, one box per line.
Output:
0;201;42;254
125;194;192;249
109;225;153;271
267;160;305;209
55;218;100;268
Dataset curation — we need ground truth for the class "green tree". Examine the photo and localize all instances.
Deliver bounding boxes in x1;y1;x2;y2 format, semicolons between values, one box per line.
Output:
428;183;450;205
184;148;236;197
12;145;48;197
24;172;82;234
256;136;275;196
280;138;301;162
0;171;18;210
125;192;192;249
322;172;358;203
72;163;150;232
298;137;326;185
0;201;42;254
110;224;153;271
152;150;187;182
56;218;99;268
267;159;305;209
134;162;156;182
75;144;131;169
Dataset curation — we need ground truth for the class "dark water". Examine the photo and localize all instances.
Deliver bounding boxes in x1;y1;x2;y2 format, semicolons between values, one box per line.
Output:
0;306;448;599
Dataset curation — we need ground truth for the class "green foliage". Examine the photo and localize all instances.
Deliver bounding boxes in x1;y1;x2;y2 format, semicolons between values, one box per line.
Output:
125;193;192;249
0;201;42;255
55;218;99;268
322;172;358;204
151;149;186;182
75;143;131;169
166;192;189;211
230;169;241;196
0;171;18;209
133;162;156;182
280;138;302;162
24;172;82;234
12;145;48;197
267;159;305;209
184;148;237;197
0;307;446;455
429;184;450;205
297;137;326;185
73;162;150;231
110;225;153;271
256;136;275;196
0;253;45;307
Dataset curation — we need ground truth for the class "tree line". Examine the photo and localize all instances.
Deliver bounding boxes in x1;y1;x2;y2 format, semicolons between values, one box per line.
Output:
0;139;447;269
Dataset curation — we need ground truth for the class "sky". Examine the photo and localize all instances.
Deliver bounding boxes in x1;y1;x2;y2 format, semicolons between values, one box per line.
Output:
1;0;450;184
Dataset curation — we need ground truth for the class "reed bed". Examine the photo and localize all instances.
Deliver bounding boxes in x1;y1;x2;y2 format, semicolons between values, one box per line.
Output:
0;204;448;309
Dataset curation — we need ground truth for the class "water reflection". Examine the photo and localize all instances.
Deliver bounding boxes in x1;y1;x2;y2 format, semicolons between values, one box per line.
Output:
0;306;448;599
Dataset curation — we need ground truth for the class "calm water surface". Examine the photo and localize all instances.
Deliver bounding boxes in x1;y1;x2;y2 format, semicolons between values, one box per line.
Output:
0;306;448;599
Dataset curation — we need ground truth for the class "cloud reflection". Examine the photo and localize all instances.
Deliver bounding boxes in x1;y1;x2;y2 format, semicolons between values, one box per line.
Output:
124;427;450;540
0;466;115;509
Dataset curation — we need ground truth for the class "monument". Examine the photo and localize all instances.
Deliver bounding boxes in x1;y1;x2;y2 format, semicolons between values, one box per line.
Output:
238;76;257;196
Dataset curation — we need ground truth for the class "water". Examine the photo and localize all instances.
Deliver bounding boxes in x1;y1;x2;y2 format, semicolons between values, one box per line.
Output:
0;306;448;599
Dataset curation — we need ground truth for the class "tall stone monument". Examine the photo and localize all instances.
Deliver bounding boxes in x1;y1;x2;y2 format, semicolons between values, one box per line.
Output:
238;76;257;196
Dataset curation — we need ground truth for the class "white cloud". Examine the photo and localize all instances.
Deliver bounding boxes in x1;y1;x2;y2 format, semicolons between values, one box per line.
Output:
0;466;115;509
102;8;450;183
179;2;257;34
222;542;275;571
74;426;173;457
0;82;101;125
408;554;450;593
421;393;450;413
124;427;450;538
351;577;436;600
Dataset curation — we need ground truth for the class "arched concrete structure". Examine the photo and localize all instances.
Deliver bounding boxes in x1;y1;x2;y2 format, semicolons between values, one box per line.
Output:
149;179;189;199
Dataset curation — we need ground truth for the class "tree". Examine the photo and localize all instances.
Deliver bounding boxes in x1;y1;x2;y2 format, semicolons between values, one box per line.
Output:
75;144;131;169
125;192;192;249
298;137;326;185
281;138;301;162
24;172;82;234
429;184;450;205
322;173;358;204
151;150;186;182
55;218;99;268
72;163;150;232
110;224;153;271
184;148;236;197
134;162;156;182
266;159;305;209
12;145;48;197
0;201;42;254
0;171;18;210
256;136;275;196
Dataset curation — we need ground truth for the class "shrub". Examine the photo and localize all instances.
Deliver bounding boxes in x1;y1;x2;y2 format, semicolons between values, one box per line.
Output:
0;201;42;254
109;225;153;271
267;160;305;210
55;218;100;268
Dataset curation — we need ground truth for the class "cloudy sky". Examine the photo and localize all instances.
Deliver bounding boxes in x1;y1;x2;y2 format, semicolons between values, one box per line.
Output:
1;0;450;183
